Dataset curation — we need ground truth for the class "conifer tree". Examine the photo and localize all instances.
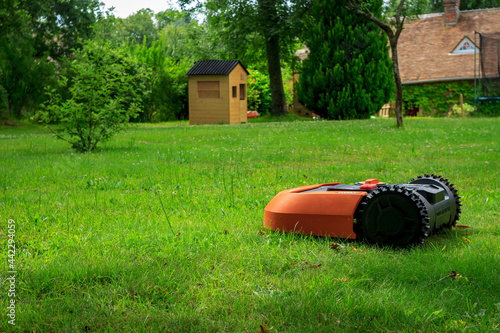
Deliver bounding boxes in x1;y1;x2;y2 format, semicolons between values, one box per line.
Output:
297;0;393;120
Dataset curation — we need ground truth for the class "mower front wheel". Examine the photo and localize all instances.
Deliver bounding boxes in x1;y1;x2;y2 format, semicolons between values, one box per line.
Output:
358;185;430;247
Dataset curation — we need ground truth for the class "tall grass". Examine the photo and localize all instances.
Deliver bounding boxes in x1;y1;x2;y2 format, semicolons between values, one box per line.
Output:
0;118;499;332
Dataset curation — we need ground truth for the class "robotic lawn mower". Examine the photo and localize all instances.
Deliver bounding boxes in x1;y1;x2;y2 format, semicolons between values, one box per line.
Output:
264;174;461;247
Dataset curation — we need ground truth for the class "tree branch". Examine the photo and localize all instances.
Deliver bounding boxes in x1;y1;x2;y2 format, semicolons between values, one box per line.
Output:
45;125;71;144
345;1;394;39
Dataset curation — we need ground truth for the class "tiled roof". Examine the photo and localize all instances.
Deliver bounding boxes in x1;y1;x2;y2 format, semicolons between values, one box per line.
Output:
398;8;500;84
185;60;249;76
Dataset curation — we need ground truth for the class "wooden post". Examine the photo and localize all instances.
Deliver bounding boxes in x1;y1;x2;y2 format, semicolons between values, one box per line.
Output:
460;94;464;117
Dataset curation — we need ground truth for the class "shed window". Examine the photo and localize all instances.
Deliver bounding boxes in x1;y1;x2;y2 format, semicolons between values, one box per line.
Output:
232;86;237;98
239;84;246;100
198;81;220;98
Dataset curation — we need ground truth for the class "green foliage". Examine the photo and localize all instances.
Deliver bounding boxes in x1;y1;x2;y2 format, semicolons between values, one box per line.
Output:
157;13;218;62
112;8;158;47
403;81;473;116
425;0;499;13
451;103;474;117
0;84;8;118
403;81;500;117
247;69;294;115
38;40;149;152
0;0;103;119
24;0;103;59
384;0;440;16
297;0;393;120
247;70;272;114
0;35;56;119
476;100;500;116
134;40;190;122
156;8;193;30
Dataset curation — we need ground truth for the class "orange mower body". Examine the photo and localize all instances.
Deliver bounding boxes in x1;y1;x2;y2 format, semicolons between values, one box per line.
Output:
264;183;367;239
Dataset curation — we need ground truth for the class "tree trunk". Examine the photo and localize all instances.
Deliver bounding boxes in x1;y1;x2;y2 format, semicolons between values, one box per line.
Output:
264;33;288;116
390;40;404;127
258;0;287;116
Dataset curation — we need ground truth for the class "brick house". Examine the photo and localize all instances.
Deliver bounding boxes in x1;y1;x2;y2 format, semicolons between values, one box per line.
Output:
398;0;500;114
293;1;500;116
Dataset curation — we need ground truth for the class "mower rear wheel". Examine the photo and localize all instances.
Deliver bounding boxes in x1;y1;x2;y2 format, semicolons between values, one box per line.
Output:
410;174;462;228
358;185;430;247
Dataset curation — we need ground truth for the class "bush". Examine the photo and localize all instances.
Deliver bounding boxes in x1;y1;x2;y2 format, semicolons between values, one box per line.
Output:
39;40;150;152
247;70;272;114
451;103;473;117
297;0;393;120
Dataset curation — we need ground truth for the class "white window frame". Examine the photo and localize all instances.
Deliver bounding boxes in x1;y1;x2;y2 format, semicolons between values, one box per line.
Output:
450;37;478;55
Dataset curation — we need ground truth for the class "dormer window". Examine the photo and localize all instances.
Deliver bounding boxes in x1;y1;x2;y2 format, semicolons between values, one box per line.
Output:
450;37;478;55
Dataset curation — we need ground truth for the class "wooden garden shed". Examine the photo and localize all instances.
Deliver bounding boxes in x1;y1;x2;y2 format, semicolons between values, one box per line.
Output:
186;60;249;125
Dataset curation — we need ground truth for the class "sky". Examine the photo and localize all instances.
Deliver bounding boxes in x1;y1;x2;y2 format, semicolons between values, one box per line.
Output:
100;0;176;18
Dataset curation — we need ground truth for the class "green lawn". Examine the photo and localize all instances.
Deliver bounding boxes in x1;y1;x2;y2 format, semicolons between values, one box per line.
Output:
1;118;499;332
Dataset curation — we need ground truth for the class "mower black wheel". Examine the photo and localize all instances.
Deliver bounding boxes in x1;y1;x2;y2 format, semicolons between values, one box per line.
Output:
358;185;430;247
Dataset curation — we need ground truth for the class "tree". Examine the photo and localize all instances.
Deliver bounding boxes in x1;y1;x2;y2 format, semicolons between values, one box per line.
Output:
156;8;193;30
113;9;158;47
156;9;215;61
297;0;393;120
346;0;409;127
39;40;150;152
24;0;102;59
0;0;103;119
181;0;311;116
383;0;435;15
134;39;190;121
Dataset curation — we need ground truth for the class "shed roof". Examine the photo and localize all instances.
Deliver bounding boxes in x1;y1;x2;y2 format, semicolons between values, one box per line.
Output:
185;60;249;76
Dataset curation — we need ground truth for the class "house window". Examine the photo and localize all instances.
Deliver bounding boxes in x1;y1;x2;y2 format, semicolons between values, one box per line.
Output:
232;86;237;98
450;37;478;55
198;81;220;98
239;84;246;100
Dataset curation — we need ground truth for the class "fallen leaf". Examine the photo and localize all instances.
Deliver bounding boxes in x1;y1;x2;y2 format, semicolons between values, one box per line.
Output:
351;246;358;252
258;230;268;236
330;242;345;250
295;261;322;269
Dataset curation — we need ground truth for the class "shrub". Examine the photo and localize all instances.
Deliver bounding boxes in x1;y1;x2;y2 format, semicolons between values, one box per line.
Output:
297;0;393;120
247;70;272;114
451;103;474;117
39;40;150;152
